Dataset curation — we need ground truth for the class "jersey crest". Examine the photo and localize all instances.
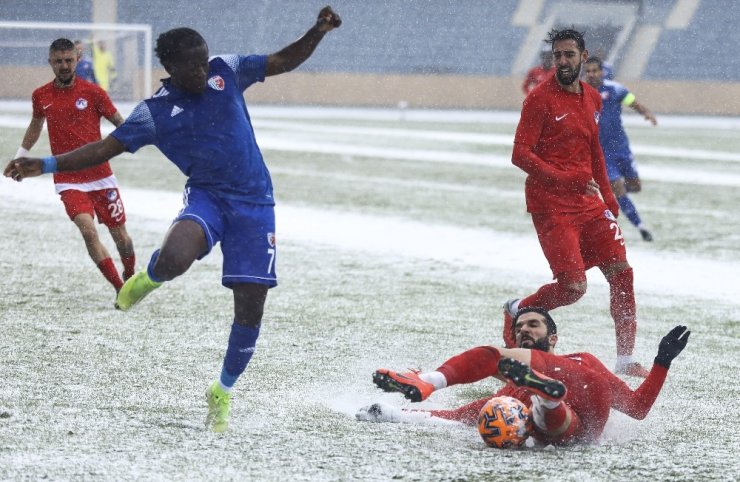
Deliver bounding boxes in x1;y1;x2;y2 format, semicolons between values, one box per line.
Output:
208;75;225;91
267;232;276;247
75;98;88;110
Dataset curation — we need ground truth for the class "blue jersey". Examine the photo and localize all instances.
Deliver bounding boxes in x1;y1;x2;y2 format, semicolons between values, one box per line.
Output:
111;54;273;204
597;80;634;161
76;58;96;84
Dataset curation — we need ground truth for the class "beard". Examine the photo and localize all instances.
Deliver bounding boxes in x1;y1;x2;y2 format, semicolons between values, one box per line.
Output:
556;62;582;85
56;73;74;85
519;336;551;352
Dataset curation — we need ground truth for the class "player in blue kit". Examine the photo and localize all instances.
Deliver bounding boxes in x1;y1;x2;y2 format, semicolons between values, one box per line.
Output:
5;6;342;432
584;57;657;242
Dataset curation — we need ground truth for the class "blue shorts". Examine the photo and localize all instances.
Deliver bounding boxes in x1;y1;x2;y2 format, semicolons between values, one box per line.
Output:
176;187;277;288
605;150;639;182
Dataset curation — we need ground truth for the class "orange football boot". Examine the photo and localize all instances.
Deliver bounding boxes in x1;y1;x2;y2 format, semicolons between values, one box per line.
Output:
372;368;435;402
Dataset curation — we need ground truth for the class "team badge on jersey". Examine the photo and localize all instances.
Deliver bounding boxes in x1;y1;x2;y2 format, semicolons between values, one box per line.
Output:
267;232;276;247
208;75;225;91
75;98;88;110
107;189;118;201
594;111;600;125
604;209;616;222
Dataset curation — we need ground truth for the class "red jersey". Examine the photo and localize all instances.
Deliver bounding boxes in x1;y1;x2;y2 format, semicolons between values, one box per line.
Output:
429;350;668;441
530;351;668;442
512;76;612;214
31;78;117;188
522;66;553;95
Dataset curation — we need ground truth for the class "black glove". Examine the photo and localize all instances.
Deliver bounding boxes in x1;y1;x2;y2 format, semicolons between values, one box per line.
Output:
654;325;690;369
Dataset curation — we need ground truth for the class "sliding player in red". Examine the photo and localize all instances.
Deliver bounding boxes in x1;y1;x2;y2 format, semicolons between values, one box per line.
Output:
508;28;647;377
361;308;689;445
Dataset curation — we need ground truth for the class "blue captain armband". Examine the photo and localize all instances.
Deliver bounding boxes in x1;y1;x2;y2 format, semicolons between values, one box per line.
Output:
41;156;57;174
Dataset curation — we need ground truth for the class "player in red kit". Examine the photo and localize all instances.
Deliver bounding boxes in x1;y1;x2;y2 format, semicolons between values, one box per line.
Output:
522;49;554;95
14;38;136;293
361;308;690;446
507;28;648;377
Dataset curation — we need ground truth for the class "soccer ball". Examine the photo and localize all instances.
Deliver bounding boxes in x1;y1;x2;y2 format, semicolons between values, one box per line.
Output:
477;396;533;448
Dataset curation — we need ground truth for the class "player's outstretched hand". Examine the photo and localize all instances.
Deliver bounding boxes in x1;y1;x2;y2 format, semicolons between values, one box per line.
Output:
316;6;342;31
3;158;43;182
654;325;690;369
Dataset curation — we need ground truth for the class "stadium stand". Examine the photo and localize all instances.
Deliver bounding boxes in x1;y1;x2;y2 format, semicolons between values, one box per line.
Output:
0;0;739;113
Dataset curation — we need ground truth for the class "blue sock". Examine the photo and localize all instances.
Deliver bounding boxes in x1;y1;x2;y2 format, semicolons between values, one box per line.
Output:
617;195;642;228
220;322;261;388
146;249;163;283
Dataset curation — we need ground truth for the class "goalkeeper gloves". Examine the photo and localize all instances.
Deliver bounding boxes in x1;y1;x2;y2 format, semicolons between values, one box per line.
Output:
654;325;691;369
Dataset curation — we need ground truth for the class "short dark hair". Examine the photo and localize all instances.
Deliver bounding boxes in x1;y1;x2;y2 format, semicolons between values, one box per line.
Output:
546;28;586;52
49;38;75;53
155;28;207;64
586;56;603;68
512;307;557;336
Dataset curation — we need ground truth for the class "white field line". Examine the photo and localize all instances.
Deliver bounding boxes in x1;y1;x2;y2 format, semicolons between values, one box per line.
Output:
253;119;740;163
255;135;740;187
3;99;740;128
2;112;739;186
269;167;523;198
2;180;738;305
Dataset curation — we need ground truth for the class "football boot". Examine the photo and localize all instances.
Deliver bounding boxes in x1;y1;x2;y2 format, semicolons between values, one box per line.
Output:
114;271;162;311
498;357;566;401
205;381;231;433
372;368;435;402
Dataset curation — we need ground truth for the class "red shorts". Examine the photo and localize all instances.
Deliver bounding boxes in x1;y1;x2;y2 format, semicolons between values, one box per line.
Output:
531;208;627;280
59;188;127;228
530;351;612;443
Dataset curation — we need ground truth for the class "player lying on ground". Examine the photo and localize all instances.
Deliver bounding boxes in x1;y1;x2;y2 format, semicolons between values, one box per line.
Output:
5;6;342;433
358;308;689;445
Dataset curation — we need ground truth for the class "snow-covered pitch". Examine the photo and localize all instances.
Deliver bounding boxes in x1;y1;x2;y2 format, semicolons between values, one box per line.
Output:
1;104;738;480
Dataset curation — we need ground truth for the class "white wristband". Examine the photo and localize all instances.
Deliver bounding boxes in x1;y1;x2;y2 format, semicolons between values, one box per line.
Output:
15;147;29;159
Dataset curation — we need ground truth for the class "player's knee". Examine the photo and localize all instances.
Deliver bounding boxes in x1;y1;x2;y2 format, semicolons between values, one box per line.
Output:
602;261;631;280
556;274;587;303
233;283;268;327
78;227;101;245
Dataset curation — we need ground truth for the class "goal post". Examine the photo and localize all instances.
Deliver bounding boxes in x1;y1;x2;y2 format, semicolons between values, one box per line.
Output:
0;20;152;102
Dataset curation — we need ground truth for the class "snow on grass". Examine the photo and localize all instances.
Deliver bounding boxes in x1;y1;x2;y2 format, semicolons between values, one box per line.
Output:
1;107;739;480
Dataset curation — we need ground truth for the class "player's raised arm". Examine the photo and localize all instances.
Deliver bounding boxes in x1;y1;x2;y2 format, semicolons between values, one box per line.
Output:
264;6;341;77
4;135;125;182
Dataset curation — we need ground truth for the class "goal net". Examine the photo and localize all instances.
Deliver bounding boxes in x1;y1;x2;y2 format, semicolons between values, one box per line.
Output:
0;20;152;103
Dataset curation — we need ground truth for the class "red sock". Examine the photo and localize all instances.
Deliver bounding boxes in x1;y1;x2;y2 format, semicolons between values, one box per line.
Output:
436;346;500;386
520;275;585;311
97;257;123;291
121;254;136;280
428;397;491;425
608;268;637;356
541;402;581;444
